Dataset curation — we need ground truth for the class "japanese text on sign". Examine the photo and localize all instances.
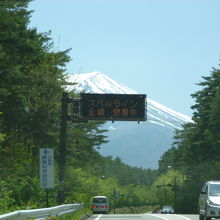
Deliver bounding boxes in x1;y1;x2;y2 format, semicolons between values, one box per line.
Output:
81;94;146;121
40;148;55;189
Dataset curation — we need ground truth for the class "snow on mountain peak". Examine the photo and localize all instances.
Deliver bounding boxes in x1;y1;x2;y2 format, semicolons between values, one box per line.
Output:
66;72;193;130
66;71;138;94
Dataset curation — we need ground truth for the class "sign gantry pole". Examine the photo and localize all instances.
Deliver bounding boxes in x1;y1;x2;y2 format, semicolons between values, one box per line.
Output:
58;93;86;204
58;92;68;204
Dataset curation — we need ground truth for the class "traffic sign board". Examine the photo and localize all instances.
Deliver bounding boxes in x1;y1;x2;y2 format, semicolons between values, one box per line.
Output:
81;93;146;121
40;148;55;189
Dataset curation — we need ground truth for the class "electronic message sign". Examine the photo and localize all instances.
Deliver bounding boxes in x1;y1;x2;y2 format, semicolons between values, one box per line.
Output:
81;93;146;121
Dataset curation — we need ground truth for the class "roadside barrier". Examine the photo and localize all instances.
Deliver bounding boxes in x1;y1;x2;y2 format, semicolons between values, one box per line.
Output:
0;203;83;220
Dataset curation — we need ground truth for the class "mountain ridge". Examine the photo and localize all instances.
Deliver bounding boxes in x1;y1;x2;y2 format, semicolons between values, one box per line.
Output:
67;71;192;129
66;71;192;168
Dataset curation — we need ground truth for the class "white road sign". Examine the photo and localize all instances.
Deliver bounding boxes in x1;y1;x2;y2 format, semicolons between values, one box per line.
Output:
40;148;55;189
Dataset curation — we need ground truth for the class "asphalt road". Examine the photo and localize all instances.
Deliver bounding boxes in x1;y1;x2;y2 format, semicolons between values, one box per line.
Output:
89;214;199;220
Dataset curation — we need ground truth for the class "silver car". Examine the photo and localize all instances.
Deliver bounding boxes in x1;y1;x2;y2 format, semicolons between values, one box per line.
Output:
161;206;174;214
199;181;220;220
92;196;109;214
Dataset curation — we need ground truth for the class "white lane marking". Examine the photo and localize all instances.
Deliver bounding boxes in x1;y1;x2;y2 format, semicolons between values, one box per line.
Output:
95;214;103;220
175;214;192;220
146;213;194;220
146;214;169;220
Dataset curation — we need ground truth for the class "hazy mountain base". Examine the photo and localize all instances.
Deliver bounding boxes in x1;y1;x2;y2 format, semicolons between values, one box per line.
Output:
98;121;174;169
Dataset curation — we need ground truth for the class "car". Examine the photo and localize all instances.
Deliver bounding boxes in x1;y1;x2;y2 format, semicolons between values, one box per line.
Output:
92;196;109;214
161;206;174;214
199;181;220;220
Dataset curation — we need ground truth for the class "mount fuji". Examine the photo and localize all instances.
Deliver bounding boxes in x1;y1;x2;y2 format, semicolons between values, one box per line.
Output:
66;72;192;169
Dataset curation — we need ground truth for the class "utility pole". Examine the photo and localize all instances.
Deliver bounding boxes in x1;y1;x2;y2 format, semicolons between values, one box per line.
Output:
58;92;68;204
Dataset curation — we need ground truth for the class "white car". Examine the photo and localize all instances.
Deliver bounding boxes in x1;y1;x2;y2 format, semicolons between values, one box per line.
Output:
199;181;220;220
92;196;109;214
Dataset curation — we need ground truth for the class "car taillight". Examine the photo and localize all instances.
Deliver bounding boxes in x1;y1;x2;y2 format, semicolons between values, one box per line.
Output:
103;205;109;208
92;205;97;208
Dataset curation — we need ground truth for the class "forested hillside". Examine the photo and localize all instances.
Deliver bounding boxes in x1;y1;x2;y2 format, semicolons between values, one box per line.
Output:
0;0;158;214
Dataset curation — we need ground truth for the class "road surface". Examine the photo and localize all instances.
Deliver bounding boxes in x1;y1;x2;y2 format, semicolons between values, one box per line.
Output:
89;214;198;220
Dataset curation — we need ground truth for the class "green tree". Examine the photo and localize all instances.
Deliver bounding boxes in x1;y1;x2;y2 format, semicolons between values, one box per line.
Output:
158;66;220;213
0;0;70;172
0;0;71;209
0;0;160;212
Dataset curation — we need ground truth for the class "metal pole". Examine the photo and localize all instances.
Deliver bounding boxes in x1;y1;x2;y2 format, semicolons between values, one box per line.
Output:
174;176;177;211
46;189;49;207
114;188;115;214
58;92;68;204
164;188;167;205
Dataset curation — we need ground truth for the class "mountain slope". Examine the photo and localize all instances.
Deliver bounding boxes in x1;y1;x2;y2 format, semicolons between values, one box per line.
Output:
67;71;192;168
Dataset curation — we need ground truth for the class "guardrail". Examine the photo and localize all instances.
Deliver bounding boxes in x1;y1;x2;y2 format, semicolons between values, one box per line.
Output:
0;203;83;220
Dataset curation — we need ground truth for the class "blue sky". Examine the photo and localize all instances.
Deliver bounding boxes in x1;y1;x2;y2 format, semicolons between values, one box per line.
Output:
29;0;220;117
